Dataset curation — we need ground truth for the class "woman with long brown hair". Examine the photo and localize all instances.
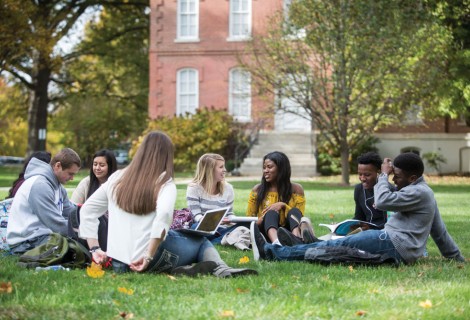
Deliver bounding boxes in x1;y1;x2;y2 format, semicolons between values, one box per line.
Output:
80;131;257;277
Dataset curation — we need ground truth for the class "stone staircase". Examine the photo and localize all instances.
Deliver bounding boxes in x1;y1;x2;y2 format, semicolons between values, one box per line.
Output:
238;132;317;177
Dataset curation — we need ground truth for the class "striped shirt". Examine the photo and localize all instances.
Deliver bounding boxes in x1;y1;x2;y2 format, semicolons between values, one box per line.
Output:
186;182;234;223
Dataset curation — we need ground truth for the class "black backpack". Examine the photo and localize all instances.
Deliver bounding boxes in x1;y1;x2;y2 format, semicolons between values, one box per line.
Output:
17;233;91;269
304;246;399;266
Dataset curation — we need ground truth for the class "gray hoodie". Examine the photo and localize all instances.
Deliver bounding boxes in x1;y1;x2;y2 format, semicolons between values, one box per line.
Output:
7;158;76;246
375;175;463;264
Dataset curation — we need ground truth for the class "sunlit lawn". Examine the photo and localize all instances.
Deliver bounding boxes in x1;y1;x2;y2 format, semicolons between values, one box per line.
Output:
1;166;469;319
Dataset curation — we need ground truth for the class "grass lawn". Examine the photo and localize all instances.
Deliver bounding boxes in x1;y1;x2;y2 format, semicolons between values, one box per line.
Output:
1;167;469;319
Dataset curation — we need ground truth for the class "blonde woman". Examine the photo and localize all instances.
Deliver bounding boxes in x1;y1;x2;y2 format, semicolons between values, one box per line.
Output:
80;132;256;277
186;153;237;244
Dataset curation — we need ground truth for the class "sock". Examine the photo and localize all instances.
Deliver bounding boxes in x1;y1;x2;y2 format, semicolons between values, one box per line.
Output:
272;239;282;246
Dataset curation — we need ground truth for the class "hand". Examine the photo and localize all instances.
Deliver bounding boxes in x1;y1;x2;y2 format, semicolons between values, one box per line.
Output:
221;217;231;225
262;202;284;215
381;158;393;175
92;249;108;265
129;257;149;272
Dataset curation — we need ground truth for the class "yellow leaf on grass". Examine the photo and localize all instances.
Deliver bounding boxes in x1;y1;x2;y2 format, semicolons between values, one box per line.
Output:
0;282;12;293
348;265;354;272
236;288;250;293
419;299;432;308
220;310;235;318
166;274;177;281
86;262;105;278
239;256;250;264
118;287;134;295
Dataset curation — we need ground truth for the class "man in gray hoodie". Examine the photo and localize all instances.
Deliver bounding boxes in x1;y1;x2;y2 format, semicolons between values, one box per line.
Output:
7;148;81;254
251;153;465;264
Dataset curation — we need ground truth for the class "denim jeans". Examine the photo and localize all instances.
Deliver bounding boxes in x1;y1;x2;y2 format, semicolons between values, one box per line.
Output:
112;229;213;273
9;234;50;255
264;229;403;262
189;222;241;244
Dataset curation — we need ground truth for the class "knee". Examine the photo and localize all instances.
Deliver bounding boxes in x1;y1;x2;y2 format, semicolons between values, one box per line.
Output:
287;207;302;219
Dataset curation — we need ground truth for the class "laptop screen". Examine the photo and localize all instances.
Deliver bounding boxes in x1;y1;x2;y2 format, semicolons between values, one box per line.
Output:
196;207;229;232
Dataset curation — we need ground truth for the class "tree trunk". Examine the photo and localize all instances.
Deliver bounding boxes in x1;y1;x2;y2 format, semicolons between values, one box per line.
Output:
27;61;51;155
340;141;350;186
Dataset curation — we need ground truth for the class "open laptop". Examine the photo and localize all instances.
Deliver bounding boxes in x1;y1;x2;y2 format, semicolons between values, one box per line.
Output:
176;206;230;236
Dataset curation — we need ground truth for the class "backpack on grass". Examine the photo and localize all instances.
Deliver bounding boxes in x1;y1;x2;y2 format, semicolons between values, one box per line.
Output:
17;233;91;269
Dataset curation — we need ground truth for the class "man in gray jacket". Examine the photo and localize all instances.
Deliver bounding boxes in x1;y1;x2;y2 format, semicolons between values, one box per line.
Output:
251;153;465;264
7;148;81;254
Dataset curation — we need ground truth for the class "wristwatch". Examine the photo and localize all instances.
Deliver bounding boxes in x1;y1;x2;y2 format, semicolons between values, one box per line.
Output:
89;246;101;253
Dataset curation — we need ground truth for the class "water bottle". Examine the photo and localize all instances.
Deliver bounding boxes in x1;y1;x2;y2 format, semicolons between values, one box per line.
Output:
35;265;70;271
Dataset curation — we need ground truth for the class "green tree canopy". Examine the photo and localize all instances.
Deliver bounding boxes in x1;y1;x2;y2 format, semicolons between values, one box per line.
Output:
0;0;147;156
241;0;452;184
51;5;149;164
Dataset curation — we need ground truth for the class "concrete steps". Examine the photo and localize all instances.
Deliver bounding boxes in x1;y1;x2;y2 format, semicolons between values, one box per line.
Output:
238;132;317;177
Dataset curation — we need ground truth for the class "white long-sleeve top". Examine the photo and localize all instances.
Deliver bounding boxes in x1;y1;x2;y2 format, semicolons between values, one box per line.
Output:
79;170;176;264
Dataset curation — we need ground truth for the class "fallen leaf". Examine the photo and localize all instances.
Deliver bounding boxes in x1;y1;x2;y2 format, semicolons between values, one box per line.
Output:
0;282;12;294
119;311;134;318
418;272;424;277
118;287;134;295
236;288;250;293
356;310;367;316
166;274;177;281
329;214;335;220
419;299;432;308
348;265;354;272
239;256;250;264
219;310;235;318
86;262;105;278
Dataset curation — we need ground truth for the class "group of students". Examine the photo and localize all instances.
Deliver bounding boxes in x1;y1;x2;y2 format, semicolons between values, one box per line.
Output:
5;130;465;279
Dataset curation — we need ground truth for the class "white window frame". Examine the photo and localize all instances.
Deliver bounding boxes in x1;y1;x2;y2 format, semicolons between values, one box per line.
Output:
228;0;252;41
176;0;199;41
229;68;252;122
283;0;306;39
176;68;199;116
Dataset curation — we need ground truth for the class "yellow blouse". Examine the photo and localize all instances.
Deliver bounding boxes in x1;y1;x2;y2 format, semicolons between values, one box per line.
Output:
246;191;306;227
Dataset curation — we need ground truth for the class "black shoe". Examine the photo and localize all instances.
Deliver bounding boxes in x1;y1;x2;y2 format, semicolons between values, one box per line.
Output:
250;221;267;261
277;227;303;246
171;261;218;277
213;265;259;278
300;217;321;243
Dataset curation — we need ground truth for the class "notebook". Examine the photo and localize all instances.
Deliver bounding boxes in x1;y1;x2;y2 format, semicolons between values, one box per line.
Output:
176;206;230;236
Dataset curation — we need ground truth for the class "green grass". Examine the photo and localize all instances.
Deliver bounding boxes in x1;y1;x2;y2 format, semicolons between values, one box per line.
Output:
1;168;470;319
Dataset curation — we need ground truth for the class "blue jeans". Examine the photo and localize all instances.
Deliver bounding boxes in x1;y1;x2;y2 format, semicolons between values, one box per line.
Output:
264;229;403;262
189;223;240;244
112;230;214;273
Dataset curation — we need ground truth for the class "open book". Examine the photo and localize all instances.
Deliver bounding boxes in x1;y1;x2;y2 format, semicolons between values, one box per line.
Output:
227;216;258;223
319;219;381;237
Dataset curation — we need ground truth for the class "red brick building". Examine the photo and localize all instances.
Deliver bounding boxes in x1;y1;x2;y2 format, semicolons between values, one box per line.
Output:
149;0;283;124
149;0;470;174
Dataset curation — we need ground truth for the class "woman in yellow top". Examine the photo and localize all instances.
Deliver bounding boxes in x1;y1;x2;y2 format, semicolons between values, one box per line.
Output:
246;151;308;245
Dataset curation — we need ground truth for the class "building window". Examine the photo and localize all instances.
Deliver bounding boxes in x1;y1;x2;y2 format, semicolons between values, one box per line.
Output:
283;0;306;39
229;68;252;122
229;0;251;40
403;105;424;126
176;68;198;115
177;0;199;40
